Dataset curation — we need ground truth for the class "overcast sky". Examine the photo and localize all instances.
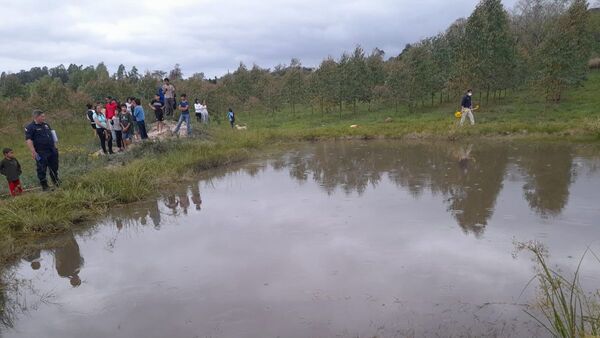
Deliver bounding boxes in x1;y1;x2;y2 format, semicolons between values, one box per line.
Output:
0;0;520;78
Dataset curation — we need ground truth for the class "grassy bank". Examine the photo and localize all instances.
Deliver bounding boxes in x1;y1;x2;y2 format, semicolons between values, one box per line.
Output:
0;134;260;265
1;72;600;264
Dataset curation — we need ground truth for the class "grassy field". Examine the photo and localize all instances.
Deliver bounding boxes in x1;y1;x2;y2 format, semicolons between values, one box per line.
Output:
0;71;600;264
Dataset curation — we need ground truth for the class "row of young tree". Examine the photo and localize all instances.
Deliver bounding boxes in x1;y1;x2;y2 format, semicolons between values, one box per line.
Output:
0;0;597;120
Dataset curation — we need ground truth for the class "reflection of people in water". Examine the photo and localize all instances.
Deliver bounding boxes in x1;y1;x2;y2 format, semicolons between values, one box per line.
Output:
115;218;124;231
148;200;162;229
178;190;190;215
165;194;179;215
23;249;42;270
191;183;202;211
457;144;474;174
54;232;84;287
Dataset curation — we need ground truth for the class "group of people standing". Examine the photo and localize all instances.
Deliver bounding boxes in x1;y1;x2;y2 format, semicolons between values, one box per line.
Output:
1;78;231;196
86;96;148;154
86;78;212;155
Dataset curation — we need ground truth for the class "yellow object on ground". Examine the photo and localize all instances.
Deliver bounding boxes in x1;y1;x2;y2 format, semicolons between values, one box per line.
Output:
455;111;462;119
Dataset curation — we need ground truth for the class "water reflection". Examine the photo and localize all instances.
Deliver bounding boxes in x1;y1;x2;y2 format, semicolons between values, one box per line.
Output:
520;144;574;217
191;183;202;210
279;141;579;236
447;144;508;236
0;141;598;337
22;250;41;271
54;232;84;287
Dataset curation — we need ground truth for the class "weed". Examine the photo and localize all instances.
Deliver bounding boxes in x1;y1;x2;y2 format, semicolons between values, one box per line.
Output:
516;241;600;337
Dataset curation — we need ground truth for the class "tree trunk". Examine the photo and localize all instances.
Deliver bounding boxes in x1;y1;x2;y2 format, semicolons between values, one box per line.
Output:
486;86;490;104
320;97;324;117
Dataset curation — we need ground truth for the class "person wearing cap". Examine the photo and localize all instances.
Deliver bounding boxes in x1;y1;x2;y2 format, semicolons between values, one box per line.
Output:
460;89;475;126
25;110;60;191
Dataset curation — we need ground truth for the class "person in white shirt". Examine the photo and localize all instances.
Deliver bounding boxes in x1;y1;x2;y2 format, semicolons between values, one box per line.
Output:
194;99;203;122
194;99;209;124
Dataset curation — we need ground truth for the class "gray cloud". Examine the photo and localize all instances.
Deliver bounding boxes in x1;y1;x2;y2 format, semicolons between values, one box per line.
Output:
0;0;518;78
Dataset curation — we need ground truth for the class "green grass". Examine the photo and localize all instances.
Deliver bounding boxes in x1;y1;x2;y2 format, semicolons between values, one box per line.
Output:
516;241;600;338
1;71;600;265
0;134;258;265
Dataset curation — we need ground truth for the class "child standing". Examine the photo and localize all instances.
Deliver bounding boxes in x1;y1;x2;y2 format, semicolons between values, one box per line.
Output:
227;108;235;129
112;111;124;152
0;148;23;196
149;94;165;133
119;104;133;149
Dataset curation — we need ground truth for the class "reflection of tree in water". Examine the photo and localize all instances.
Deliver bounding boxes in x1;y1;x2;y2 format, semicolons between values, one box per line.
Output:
287;143;384;195
445;145;509;237
518;144;574;217
283;141;510;236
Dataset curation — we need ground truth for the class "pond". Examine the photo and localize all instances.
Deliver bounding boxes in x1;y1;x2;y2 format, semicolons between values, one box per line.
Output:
3;140;600;338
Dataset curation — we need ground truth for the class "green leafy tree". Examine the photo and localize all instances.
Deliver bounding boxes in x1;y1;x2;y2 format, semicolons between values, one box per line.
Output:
366;48;386;109
465;0;517;102
231;62;252;104
116;64;127;81
385;58;409;112
0;73;26;98
128;66;140;83
445;18;471;96
314;57;340;114
283;58;306;114
49;65;69;83
29;76;69;110
168;64;183;81
346;46;370;112
95;62;110;80
537;0;593;101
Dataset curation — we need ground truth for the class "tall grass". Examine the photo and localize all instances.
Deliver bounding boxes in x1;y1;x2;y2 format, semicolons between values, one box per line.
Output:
0;136;256;264
516;241;600;337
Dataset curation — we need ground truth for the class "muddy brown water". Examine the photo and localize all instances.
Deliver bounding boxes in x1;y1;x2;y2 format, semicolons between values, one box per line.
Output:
3;140;600;338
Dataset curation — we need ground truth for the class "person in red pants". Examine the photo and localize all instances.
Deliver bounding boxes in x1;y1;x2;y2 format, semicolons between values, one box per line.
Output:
0;148;23;196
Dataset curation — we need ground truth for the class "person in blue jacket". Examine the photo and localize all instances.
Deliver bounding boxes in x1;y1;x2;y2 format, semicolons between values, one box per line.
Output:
227;108;235;129
460;89;475;126
157;86;165;105
132;98;148;139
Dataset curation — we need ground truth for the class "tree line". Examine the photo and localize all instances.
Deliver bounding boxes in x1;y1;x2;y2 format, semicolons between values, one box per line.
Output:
0;0;597;122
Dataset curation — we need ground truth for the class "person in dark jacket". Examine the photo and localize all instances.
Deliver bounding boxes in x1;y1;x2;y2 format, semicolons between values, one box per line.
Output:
25;110;60;191
86;103;96;131
460;89;475;126
0;148;23;196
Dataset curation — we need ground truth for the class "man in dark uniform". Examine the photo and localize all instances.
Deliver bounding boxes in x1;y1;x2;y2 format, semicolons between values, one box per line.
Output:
25;110;60;191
